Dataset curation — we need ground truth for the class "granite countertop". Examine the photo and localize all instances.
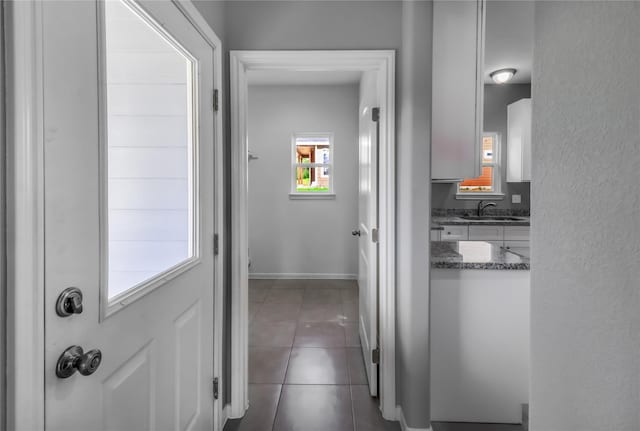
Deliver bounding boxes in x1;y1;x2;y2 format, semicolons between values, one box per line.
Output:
432;216;530;227
431;241;530;270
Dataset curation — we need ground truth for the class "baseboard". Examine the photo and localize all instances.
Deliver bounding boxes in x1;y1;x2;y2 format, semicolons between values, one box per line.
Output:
397;406;432;431
249;273;357;280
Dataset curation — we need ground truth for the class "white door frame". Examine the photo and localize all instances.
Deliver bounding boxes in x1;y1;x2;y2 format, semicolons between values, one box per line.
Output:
3;1;226;429
229;50;397;420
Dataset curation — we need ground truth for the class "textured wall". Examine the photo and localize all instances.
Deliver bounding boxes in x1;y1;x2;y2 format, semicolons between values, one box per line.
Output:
247;84;359;277
432;84;532;211
531;2;640;430
0;3;6;426
397;1;432;428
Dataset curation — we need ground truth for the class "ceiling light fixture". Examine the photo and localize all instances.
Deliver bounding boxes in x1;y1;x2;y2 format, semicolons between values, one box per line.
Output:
490;68;517;84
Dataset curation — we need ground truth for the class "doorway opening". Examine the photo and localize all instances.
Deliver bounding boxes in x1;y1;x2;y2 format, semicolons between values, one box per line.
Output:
229;51;396;424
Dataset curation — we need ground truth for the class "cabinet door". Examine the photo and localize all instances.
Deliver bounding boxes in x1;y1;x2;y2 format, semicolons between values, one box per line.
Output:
507;98;532;182
504;226;530;241
440;225;469;241
468;225;504;241
503;240;530;250
432;0;485;180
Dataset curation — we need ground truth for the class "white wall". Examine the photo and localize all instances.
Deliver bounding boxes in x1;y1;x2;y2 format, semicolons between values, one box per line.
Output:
531;2;640;430
247;84;359;278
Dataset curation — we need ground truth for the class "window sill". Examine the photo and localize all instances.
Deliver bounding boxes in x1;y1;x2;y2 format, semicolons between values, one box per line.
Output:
289;193;336;200
455;193;505;201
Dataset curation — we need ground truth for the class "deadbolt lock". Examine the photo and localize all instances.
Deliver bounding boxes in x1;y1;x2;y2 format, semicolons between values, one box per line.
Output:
56;287;84;317
56;345;102;378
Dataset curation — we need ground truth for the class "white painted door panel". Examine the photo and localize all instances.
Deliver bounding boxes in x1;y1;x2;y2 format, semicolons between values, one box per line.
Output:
42;1;216;430
358;71;378;396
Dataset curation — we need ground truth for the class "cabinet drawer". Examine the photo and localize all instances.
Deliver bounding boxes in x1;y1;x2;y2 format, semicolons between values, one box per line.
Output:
440;225;469;241
503;240;529;249
504;226;530;241
468;225;504;241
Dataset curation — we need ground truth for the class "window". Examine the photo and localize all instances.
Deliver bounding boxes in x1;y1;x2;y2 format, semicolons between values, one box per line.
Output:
456;133;504;199
104;0;198;300
290;133;334;198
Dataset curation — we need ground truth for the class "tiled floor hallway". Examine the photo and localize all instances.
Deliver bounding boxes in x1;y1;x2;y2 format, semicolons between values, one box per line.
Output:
224;279;400;431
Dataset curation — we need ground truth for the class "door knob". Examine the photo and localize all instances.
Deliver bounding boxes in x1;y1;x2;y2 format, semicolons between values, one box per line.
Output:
351;230;361;236
56;287;84;317
56;345;102;378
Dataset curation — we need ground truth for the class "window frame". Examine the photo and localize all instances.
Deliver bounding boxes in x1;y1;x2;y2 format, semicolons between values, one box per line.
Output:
98;0;202;318
456;132;505;200
289;132;335;199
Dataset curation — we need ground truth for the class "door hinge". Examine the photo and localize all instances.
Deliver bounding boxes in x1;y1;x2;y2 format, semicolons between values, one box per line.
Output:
371;228;379;244
372;107;380;122
372;348;380;364
213;89;219;112
213;233;219;256
213;377;219;400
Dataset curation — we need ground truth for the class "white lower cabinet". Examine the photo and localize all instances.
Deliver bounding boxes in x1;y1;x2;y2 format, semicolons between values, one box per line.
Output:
468;225;504;243
503;240;529;250
440;225;469;241
504;226;530;241
437;224;530;247
431;268;530;423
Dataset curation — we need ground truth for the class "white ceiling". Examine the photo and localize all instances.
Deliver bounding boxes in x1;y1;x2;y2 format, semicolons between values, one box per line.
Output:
248;70;362;86
484;0;535;84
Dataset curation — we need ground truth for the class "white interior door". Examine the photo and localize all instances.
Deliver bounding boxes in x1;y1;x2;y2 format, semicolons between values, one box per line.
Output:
43;1;217;430
357;71;379;396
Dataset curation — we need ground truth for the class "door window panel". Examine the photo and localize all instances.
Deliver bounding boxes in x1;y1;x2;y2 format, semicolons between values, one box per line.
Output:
104;0;197;300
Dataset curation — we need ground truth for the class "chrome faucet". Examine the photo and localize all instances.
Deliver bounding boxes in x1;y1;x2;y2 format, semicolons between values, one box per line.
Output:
477;200;497;217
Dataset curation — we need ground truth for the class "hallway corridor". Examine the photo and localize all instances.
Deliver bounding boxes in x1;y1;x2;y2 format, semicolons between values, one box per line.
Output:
224;279;399;431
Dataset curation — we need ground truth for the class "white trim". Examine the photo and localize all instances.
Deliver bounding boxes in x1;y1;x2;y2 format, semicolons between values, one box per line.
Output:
397;406;432;431
4;1;45;429
171;3;226;430
230;50;396;420
221;403;230;430
455;193;505;200
288;193;336;200
249;273;357;280
456;132;502;199
97;0;204;320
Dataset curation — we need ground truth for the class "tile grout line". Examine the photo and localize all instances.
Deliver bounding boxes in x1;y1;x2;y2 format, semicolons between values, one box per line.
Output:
343;322;358;431
246;281;361;431
269;343;293;431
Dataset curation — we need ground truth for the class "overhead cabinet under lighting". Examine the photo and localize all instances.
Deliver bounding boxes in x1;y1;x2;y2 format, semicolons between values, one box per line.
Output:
431;0;485;181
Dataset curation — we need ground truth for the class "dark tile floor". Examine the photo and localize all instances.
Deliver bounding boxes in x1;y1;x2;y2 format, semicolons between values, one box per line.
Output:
224;279;400;431
226;279;526;431
431;423;524;431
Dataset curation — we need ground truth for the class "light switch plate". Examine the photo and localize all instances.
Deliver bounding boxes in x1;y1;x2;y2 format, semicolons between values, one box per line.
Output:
512;194;522;204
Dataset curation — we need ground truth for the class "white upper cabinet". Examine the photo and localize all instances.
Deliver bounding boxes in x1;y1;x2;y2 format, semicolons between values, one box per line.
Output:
431;0;486;181
507;98;532;182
